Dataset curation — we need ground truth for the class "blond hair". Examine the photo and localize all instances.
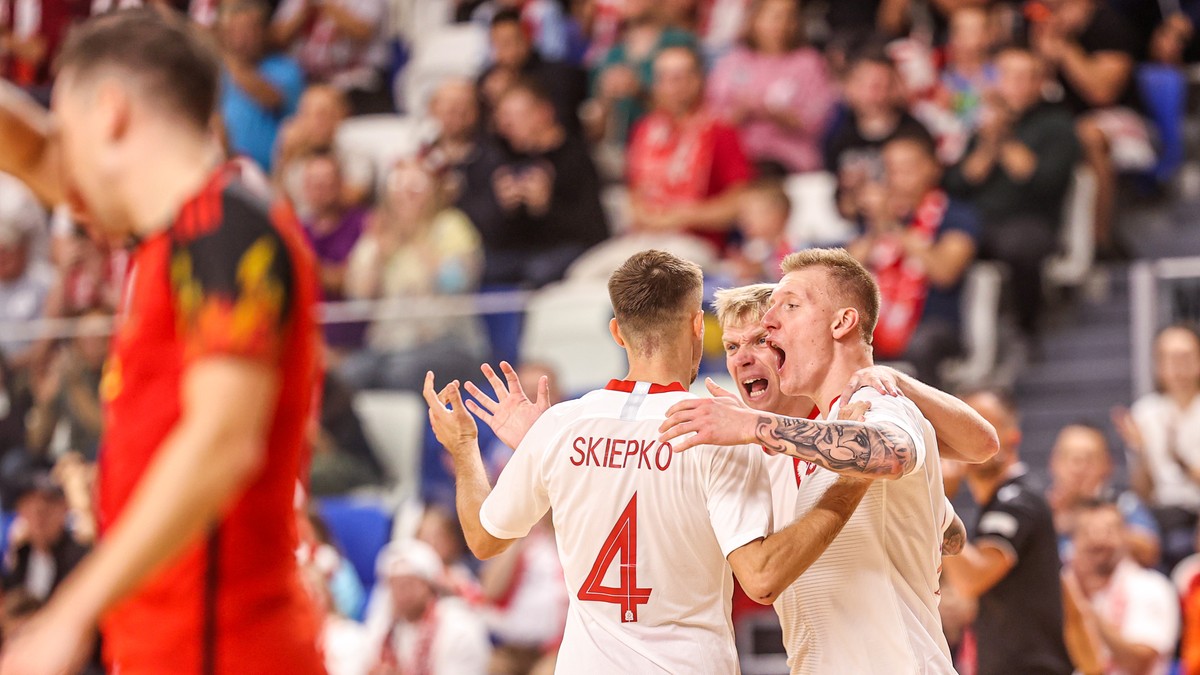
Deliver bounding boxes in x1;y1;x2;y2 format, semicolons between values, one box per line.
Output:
608;250;704;353
713;284;776;328
780;248;880;344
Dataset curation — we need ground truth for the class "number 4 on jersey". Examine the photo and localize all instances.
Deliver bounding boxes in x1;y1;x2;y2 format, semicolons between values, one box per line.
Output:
578;493;652;623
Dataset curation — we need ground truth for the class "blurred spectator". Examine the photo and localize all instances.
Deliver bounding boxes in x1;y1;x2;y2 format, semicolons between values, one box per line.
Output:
1113;324;1200;572
1047;423;1163;569
298;151;367;350
42;226;123;321
0;353;32;465
479;9;587;134
1030;0;1153;257
309;372;385;494
825;50;934;221
944;47;1079;340
269;0;390;114
470;0;573;63
369;539;491;674
218;0;305;172
723;177;791;285
481;517;566;675
422;78;485;202
627;46;753;253
706;0;837;175
697;0;749;59
1;472;88;602
0;199;53;372
1063;500;1179;675
475;80;608;287
341;161;487;392
0;0;88;104
1149;9;1197;66
276;85;373;210
300;507;368;619
299;563;372;675
847;135;978;387
943;391;1073;675
586;0;698;147
415;504;482;604
26;309;108;461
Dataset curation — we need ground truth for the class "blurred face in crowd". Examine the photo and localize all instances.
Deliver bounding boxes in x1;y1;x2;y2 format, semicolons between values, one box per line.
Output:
490;20;532;71
429;80;479;142
0;234;29;283
844;60;899;118
219;5;268;62
17;491;68;551
737;188;788;241
1043;0;1094;36
652;47;705;118
948;8;991;62
749;0;799;54
302;155;343;216
962;392;1021;479
994;50;1043;114
495;88;555;152
384;161;437;222
882;138;941;208
1050;425;1112;500
389;572;435;623
723;315;787;412
1072;505;1126;578
296;86;348;145
416;508;465;567
1154;326;1200;397
518;362;560;405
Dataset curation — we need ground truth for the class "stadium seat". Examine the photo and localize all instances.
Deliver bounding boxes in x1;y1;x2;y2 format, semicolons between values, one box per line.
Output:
941;262;1004;389
352;390;426;499
397;23;490;116
317;496;394;596
1044;166;1097;290
520;279;627;395
783;171;855;248
334;114;437;191
564;233;719;282
1137;64;1187;184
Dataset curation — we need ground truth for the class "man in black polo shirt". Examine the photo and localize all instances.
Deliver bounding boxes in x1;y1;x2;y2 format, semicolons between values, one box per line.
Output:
942;390;1073;675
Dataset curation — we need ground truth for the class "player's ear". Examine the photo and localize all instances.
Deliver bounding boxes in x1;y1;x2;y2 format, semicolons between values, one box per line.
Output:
609;318;627;349
96;78;133;146
830;307;859;340
691;309;704;339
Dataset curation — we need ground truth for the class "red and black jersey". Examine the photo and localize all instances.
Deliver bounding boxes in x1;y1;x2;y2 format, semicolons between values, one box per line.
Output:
97;165;325;675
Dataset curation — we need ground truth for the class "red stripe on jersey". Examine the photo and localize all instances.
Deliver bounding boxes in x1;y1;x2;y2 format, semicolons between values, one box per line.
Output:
792;405;824;487
604;379;687;394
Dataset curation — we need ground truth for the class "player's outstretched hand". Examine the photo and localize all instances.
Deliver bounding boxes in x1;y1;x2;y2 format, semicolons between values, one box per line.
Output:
841;365;901;404
659;382;759;452
463;361;549;450
0;600;93;675
836;400;871;422
423;372;478;455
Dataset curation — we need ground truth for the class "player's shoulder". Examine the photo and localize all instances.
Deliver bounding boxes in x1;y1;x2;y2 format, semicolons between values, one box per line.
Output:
173;172;284;248
849;386;925;423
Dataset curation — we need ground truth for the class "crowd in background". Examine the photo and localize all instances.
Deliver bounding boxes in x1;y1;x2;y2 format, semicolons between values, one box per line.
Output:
3;0;1200;673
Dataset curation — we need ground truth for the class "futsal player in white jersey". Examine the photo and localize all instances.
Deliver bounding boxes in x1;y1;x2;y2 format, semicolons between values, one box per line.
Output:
661;249;982;674
423;250;871;674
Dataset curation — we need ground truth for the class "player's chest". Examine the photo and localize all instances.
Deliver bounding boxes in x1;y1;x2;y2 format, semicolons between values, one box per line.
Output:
102;243;183;404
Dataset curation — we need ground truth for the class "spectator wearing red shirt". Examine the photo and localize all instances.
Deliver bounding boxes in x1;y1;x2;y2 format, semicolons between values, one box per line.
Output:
0;11;324;675
627;45;754;254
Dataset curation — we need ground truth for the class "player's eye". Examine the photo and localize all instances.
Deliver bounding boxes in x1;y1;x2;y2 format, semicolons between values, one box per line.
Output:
724;343;736;353
756;336;768;345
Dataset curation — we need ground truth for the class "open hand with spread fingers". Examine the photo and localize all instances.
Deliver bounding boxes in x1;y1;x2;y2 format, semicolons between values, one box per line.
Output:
422;372;478;455
463;361;550;450
658;378;760;452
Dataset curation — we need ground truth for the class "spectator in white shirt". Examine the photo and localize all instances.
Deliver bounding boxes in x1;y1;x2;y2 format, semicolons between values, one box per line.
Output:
1063;499;1180;675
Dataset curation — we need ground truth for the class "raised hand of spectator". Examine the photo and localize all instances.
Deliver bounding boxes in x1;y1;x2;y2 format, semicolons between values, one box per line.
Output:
598;64;640;101
1030;23;1070;66
1110;406;1146;457
1151;14;1194;65
492;168;523;212
520;165;554;216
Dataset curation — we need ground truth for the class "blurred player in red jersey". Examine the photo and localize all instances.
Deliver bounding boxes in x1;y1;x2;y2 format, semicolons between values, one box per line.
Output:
0;9;325;675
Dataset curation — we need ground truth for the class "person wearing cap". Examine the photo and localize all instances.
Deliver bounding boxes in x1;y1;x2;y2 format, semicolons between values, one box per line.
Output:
369;539;491;675
1;472;89;603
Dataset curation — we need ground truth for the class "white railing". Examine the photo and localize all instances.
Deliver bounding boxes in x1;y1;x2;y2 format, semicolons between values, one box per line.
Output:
1130;257;1200;398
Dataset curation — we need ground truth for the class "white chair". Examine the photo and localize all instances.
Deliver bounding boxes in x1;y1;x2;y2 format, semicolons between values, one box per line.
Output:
783;172;855;248
398;23;490;116
520;280;627;395
1044;166;1097;290
564;233;719;282
335;114;436;181
352;390;426;500
940;262;1004;388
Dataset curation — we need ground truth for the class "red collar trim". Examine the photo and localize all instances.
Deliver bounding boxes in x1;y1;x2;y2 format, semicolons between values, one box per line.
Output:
604;379;687;394
806;405;821;420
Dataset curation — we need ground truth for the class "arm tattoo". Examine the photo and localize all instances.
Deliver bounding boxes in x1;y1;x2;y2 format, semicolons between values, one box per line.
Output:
942;516;967;556
754;415;917;479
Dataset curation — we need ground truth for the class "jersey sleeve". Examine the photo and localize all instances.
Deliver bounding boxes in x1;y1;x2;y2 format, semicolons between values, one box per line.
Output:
941;497;957;535
479;412;557;540
171;196;294;365
705;444;773;558
974;498;1035;563
852;389;929;476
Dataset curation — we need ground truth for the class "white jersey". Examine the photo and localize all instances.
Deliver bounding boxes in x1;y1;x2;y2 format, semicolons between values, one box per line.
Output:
480;380;773;675
777;388;954;674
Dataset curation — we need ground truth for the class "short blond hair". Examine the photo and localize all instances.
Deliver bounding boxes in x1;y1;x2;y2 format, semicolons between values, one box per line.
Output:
780;248;880;344
713;284;775;329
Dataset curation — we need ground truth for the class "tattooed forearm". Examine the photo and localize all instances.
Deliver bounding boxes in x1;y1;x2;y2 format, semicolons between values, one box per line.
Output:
942;514;967;556
754;415;917;479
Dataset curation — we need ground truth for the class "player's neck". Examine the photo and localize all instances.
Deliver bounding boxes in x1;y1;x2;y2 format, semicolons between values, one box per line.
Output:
624;350;694;389
123;132;222;238
812;346;872;416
